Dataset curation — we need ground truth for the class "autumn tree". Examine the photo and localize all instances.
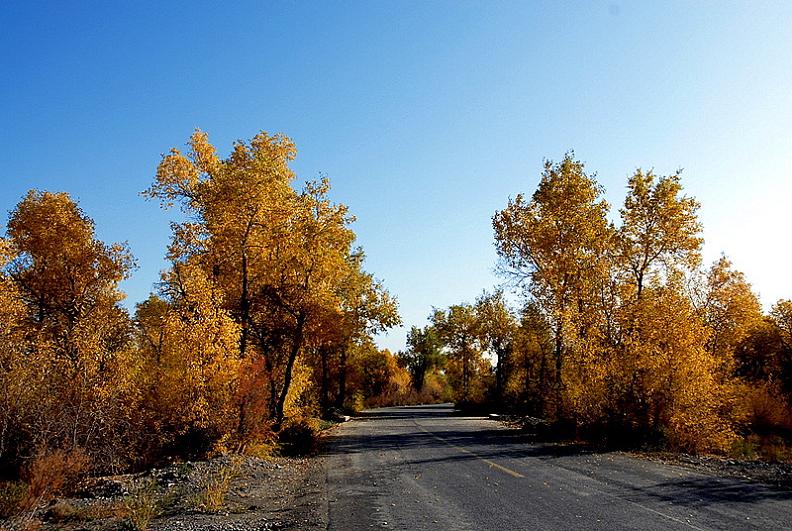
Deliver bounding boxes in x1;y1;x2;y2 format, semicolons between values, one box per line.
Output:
0;239;27;467
401;325;445;392
146;130;399;426
691;257;764;373
144;130;297;359
485;153;755;452
604;169;743;449
768;301;792;396
137;266;242;457
6;191;134;360
1;191;137;470
474;290;516;400
431;304;486;403
509;301;553;415
493;153;612;400
618;169;702;299
326;249;400;410
134;294;169;364
609;286;737;451
346;344;410;408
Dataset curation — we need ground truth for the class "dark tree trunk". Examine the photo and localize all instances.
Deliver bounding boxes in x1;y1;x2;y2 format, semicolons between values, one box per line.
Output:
320;346;330;413
274;313;306;427
335;348;348;409
239;252;250;357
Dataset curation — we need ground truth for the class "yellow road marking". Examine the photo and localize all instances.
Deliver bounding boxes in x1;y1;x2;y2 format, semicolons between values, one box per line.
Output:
416;423;525;479
415;421;703;529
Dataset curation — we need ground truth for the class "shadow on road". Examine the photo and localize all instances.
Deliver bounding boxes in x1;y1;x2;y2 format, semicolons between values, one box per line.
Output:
323;404;792;507
324;403;595;464
622;476;792;507
354;403;467;420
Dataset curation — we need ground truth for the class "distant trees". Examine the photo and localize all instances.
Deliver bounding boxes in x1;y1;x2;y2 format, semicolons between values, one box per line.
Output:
474;291;516;400
401;291;520;408
401;326;443;392
431;304;484;404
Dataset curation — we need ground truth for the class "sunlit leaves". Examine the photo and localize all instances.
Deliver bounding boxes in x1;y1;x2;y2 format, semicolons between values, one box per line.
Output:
0;191;137;469
488;153;761;452
618;169;702;298
146;129;399;425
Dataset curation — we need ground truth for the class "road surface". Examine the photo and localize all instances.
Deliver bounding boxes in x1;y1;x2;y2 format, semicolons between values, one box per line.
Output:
323;404;792;530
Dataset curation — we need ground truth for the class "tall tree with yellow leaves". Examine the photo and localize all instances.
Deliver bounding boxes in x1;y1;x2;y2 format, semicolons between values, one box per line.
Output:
618;169;702;299
604;170;743;451
146;130;398;426
691;257;764;372
2;191;137;469
493;153;612;400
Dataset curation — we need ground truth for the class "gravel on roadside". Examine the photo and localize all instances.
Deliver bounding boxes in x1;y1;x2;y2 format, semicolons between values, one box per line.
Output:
2;454;328;531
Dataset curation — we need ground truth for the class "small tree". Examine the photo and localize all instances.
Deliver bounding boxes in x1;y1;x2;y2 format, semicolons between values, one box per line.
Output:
401;325;444;392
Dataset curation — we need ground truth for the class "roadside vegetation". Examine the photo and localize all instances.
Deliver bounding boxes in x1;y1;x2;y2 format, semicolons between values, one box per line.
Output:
2;134;790;525
0;130;407;525
401;153;792;461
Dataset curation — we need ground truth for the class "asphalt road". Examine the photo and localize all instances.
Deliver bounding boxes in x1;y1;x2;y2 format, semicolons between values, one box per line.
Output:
323;403;792;530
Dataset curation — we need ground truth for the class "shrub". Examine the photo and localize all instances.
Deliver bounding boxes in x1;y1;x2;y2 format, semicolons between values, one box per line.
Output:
22;448;90;508
745;383;792;434
0;481;28;518
122;479;161;530
234;357;276;451
44;498;126;524
277;417;320;456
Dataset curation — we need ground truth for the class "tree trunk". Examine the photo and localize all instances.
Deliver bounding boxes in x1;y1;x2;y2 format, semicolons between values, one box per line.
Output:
274;313;306;427
239;252;250;357
553;321;564;415
336;348;348;409
320;346;330;413
495;344;509;400
462;345;470;401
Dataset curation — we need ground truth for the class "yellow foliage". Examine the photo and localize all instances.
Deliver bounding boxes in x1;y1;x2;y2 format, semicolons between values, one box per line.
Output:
0;191;138;472
283;357;314;418
147;264;241;447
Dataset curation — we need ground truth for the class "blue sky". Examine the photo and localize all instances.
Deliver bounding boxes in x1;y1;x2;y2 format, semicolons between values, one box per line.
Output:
2;1;791;351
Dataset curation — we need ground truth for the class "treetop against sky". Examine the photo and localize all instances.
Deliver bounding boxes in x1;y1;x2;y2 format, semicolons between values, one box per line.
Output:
1;1;790;351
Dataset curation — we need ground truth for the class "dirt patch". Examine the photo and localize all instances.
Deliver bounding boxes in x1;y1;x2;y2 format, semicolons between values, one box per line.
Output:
630;451;792;489
1;455;328;531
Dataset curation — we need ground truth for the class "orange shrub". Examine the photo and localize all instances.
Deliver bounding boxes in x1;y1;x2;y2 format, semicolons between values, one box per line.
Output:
22;448;90;507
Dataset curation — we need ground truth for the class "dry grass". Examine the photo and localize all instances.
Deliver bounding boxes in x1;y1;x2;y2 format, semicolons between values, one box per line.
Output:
192;457;242;513
121;479;161;530
0;481;28;519
242;441;278;460
732;434;792;463
46;498;126;523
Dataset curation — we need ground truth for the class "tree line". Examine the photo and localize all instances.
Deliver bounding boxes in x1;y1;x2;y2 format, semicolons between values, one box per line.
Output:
0;130;410;486
400;153;792;455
